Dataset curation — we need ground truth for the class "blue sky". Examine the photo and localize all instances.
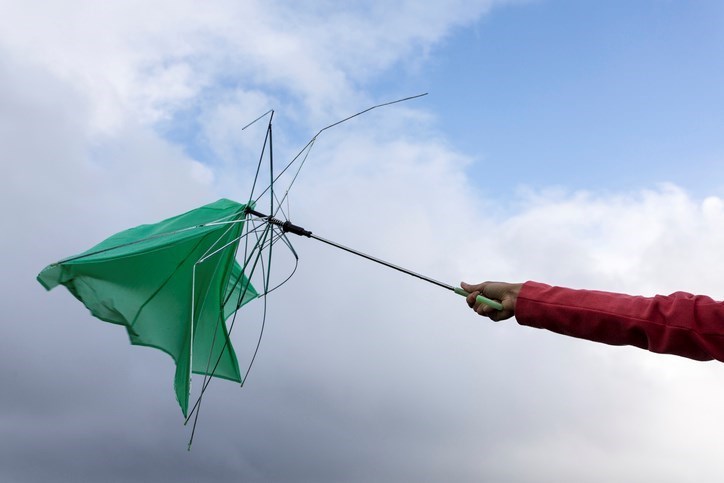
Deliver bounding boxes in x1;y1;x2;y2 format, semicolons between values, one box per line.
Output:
412;1;724;195
161;0;724;198
4;1;724;482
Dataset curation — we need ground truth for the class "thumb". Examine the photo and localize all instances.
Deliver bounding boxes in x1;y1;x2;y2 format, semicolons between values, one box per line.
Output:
461;281;486;293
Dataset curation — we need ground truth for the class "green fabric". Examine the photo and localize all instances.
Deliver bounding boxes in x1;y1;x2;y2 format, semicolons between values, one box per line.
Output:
37;199;258;417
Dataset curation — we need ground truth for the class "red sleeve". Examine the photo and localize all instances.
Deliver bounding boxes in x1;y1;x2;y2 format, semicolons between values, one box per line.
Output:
515;281;724;362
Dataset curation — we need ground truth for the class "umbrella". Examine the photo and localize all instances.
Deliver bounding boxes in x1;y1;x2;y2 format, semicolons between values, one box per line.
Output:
36;94;502;445
37;198;261;418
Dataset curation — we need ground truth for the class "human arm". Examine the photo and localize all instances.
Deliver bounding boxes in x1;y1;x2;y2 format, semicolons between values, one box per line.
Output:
462;280;724;362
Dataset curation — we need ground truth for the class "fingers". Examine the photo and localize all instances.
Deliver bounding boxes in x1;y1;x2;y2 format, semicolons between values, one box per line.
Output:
460;280;519;322
475;298;513;321
465;291;478;308
468;288;498;315
475;299;494;316
461;281;490;308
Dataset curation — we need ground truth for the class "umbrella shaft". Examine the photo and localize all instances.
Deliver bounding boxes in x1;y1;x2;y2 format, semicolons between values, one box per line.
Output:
247;208;455;292
309;233;456;292
313;235;503;310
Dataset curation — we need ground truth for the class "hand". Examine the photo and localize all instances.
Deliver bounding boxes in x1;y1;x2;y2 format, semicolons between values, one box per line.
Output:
460;281;522;322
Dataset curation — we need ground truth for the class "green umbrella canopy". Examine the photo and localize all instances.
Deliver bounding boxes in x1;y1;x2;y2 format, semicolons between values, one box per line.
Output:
37;198;259;417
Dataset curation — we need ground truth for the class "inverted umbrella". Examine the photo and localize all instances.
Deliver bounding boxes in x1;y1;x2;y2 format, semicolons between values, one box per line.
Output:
37;95;502;446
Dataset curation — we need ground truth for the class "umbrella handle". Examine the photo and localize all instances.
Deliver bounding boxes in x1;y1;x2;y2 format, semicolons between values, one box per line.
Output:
453;287;504;311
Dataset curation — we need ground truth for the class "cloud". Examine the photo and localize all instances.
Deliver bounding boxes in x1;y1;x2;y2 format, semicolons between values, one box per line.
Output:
0;0;497;134
278;140;724;481
492;184;724;295
3;1;724;482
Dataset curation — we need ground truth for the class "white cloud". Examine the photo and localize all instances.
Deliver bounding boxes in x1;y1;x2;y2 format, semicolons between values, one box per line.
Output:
236;126;724;481
0;0;496;133
491;184;724;295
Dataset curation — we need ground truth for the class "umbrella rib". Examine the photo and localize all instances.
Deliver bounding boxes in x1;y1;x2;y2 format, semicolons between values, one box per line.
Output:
185;222;273;433
197;223;268;384
52;218;247;265
265;137;315;219
253;93;427;204
246;113;274;208
241;283;268;386
186;121;275;449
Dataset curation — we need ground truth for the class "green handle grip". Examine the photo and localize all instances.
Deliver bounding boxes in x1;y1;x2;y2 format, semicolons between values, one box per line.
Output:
453;287;504;311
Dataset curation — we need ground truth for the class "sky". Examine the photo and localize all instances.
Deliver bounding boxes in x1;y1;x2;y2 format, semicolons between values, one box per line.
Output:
2;0;724;481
